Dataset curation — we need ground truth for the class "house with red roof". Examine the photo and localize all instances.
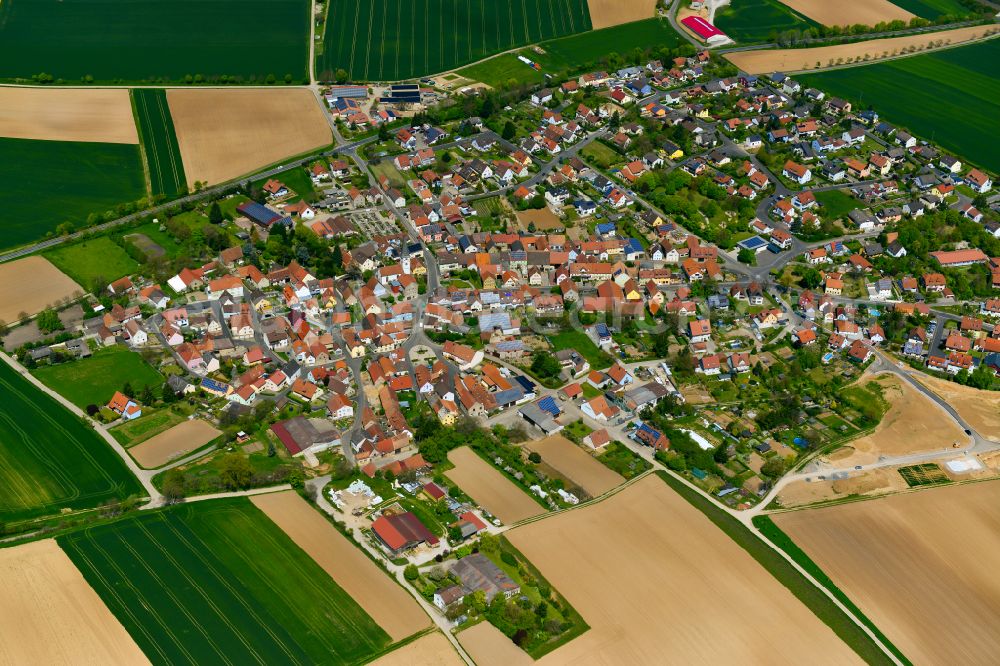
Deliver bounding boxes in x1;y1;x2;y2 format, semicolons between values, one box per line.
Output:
371;512;438;554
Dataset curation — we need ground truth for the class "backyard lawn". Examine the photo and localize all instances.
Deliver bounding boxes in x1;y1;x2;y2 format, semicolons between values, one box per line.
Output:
551;329;613;369
33;346;164;409
42;237;140;287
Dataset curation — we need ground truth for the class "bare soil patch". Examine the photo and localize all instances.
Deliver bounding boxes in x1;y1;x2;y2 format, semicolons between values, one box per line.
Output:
524;434;623;497
129;418;221;468
0;539;149;665
445;446;545;524
515;208;563;231
726;25;993;74
587;0;656;29
0;88;138;144
0;257;82;326
251;491;429;641
916;373;1000;436
776;481;1000;664
457;622;533;666
833;373;965;466
167;88;331;188
498;476;860;664
776;0;912;26
776;468;907;508
369;631;463;666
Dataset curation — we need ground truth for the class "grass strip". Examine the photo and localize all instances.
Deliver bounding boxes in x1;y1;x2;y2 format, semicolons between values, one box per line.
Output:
656;471;899;666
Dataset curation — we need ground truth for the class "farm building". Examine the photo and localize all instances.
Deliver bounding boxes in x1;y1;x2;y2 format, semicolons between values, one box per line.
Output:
451;553;520;602
681;16;728;45
371;511;438;554
270;416;342;456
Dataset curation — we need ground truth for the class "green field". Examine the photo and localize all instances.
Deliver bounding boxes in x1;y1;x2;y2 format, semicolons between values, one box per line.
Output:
319;0;592;81
550;329;613;369
59;498;391;665
43;236;140;287
0;360;143;523
110;409;186;447
898;463;950;487
890;0;975;18
459;18;684;87
132;89;186;198
33;346;164;409
0;137;146;250
815;189;861;220
798;39;1000;173
0;0;310;83
253;167;317;203
127;221;185;259
714;0;819;43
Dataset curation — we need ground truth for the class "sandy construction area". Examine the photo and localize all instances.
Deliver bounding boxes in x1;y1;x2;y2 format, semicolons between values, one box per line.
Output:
369;631;464;666
587;0;656;29
776;467;909;508
496;476;860;664
833;373;965;466
776;0;912;27
916;373;1000;436
129;418;220;468
251;491;429;641
776;481;1000;663
726;25;994;74
457;622;533;666
167;88;331;188
0;539;149;665
524;434;623;497
445;447;545;524
0;256;83;325
0;87;138;144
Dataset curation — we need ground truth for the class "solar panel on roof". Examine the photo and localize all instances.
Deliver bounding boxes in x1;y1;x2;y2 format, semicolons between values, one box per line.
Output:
537;396;560;416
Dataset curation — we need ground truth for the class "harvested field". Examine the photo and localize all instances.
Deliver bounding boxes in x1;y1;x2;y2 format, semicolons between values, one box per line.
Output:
916;373;1000;436
524;434;623;497
167;88;331;188
775;481;1000;663
369;631;463;666
832;373;966;466
250;491;429;641
0;88;137;144
458;622;533;666
775;0;913;25
0;256;82;326
587;0;655;29
725;25;994;73
0;539;149;665
515;208;563;231
497;475;860;664
129;419;220;468
445;447;545;524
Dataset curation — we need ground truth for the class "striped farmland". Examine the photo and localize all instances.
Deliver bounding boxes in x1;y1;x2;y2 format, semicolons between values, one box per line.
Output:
131;89;186;197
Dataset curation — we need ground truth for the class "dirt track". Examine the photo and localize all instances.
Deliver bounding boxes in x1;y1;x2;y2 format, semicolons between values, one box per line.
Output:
251;491;429;641
369;631;464;666
0;257;82;326
587;0;655;29
129;418;220;468
0;539;150;665
776;0;912;27
445;447;545;524
0;88;138;144
725;25;995;74
524;434;623;497
916;373;1000;435
776;481;1000;663
167;88;331;188
496;476;861;664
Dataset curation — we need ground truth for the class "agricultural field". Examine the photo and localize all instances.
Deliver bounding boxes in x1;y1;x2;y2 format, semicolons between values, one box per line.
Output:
32;346;164;409
586;0;655;29
110;409;187;447
715;0;820;43
129;419;221;469
897;462;949;487
0;87;137;143
775;481;1000;663
891;0;973;18
458;622;533;666
916;373;1000;435
524;434;624;498
132;89;186;198
60;498;392;665
0;256;82;326
318;0;592;81
775;0;913;26
0;540;148;664
167;88;331;188
42;236;140;287
550;329;613;369
488;474;863;664
458;18;683;87
0;137;146;249
445;446;546;524
0;0;309;83
251;491;430;640
0;360;144;523
797;36;1000;173
369;632;462;666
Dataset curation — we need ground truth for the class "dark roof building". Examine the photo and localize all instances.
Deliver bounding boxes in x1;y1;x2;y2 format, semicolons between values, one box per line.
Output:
371;511;438;553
